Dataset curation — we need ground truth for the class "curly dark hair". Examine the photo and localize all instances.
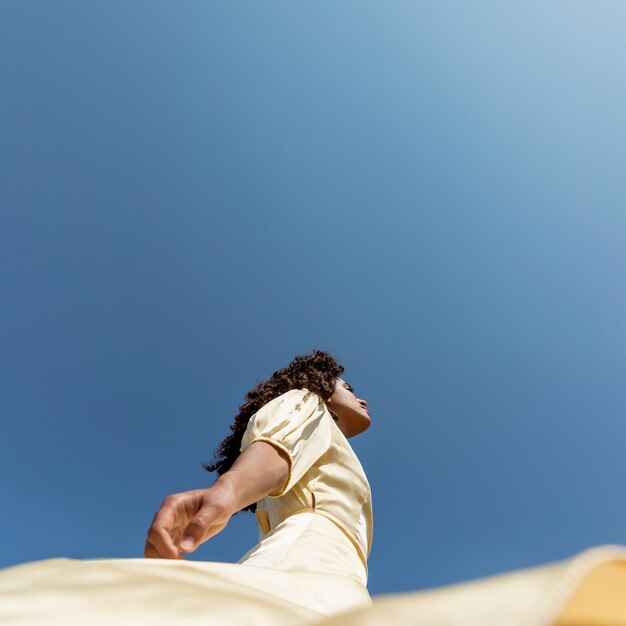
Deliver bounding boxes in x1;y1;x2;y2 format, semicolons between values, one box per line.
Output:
202;349;344;513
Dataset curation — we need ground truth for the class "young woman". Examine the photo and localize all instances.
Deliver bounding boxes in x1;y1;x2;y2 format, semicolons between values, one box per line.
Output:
143;348;373;615
0;349;374;624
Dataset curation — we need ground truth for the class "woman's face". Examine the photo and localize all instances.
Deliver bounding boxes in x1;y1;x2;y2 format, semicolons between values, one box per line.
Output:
325;377;371;438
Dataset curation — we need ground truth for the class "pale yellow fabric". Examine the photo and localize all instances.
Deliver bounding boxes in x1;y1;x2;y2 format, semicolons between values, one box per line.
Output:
0;512;371;624
237;512;368;589
555;559;626;626
2;545;625;626
0;557;324;625
239;387;373;577
320;544;626;626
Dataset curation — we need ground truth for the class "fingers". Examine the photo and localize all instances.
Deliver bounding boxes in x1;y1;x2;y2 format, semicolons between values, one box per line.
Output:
145;497;185;559
145;525;182;559
144;489;231;558
143;540;160;558
144;538;185;560
179;502;226;553
179;507;212;553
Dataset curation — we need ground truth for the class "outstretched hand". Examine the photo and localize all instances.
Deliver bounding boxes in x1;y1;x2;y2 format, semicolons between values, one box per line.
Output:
144;486;236;559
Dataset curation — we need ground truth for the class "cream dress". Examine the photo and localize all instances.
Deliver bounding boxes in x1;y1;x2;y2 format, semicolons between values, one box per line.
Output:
1;389;625;625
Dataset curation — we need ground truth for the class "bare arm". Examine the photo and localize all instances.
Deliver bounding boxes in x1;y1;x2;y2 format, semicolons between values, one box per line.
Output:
144;441;289;559
215;440;290;510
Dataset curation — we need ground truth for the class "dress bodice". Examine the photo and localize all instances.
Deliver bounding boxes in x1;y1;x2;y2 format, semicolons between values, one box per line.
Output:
239;388;373;576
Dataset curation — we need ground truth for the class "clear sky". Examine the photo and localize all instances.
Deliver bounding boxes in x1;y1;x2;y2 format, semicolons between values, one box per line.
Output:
1;1;625;596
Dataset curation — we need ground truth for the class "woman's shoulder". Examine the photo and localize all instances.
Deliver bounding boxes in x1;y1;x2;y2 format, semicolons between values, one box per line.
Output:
247;389;329;434
258;388;323;411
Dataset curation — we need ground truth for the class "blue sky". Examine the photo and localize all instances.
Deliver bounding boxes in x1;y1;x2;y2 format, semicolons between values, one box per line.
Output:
1;1;625;596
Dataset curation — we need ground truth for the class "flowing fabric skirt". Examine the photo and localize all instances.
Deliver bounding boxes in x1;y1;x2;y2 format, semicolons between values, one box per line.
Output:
323;544;626;626
1;534;625;625
0;512;371;625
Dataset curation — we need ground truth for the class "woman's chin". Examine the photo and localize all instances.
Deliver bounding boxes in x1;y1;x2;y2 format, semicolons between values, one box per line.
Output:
348;414;371;437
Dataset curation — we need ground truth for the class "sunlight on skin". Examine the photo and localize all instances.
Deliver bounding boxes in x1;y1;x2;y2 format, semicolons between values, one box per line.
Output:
324;377;371;438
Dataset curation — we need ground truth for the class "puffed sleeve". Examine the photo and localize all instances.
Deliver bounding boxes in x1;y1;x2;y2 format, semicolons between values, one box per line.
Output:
239;388;332;497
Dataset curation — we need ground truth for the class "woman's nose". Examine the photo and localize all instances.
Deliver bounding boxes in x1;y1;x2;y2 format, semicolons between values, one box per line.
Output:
359;399;368;409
